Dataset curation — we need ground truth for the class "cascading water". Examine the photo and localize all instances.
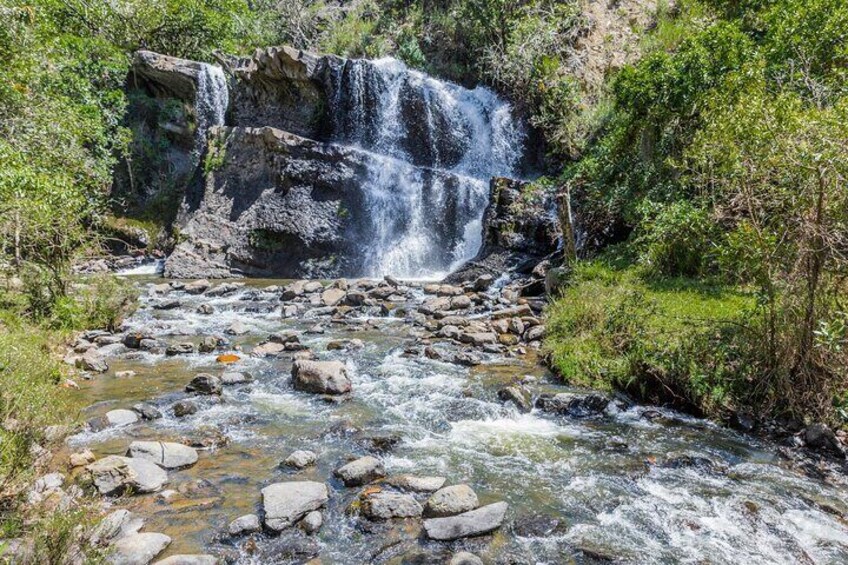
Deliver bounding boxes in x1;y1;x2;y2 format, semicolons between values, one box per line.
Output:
194;63;229;150
329;58;525;279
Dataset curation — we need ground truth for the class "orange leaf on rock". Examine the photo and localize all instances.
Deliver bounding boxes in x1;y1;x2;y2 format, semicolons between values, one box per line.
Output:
216;354;240;364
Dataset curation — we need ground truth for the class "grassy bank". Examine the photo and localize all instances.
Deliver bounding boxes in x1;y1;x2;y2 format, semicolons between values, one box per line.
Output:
545;251;776;420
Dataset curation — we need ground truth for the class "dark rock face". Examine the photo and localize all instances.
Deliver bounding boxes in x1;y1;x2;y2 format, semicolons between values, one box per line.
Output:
446;178;561;283
164;126;473;278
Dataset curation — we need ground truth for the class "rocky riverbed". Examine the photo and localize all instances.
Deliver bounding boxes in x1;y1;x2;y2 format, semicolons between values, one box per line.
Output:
47;276;848;564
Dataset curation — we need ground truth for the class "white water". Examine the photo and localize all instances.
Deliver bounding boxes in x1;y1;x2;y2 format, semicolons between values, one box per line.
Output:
331;58;525;278
194;63;229;149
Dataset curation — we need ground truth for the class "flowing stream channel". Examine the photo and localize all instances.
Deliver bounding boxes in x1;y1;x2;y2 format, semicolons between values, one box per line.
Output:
66;277;848;564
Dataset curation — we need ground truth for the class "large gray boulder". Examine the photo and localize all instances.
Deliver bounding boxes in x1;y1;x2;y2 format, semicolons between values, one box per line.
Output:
128;441;199;469
423;501;508;541
108;532;171;565
291;359;351;395
261;481;329;531
87;456;168;495
133;51;206;100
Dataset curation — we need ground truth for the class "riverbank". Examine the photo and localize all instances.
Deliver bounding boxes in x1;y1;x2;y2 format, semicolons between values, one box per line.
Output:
4;274;848;563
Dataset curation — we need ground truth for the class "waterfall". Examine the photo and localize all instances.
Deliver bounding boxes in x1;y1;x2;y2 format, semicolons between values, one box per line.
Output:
194;63;229;149
330;58;525;279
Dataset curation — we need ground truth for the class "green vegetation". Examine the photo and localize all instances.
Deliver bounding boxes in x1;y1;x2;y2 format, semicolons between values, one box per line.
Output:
551;0;848;424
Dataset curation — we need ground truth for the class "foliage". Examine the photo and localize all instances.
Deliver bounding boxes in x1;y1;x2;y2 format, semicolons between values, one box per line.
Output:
635;200;719;277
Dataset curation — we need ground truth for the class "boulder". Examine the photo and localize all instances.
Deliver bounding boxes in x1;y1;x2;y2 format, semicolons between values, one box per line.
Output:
321;288;346;306
497;386;532;413
524;324;546;342
261;481;329;531
128;441;199;469
423;501;508;541
291;360;351;395
166;343;195;356
106;409;140;428
185;373;222;395
132;403;163;421
803;423;845;458
88;456;168;495
334;456;385;486
251;341;286;357
424;485;479;518
184;280;211;294
109;532;171;565
225;321;249;336
459;332;497;346
361;492;423;520
91;509;144;546
228;513;261;536
79;348;108;373
491;305;533;320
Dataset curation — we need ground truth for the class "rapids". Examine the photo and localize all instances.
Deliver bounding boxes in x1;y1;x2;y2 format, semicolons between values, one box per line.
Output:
66;278;848;564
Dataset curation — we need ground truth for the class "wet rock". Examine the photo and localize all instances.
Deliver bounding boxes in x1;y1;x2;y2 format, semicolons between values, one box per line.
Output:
473;275;495;292
437;285;464;297
228;513;261;536
420;297;451;315
153;555;218;565
498;333;519;346
282;304;301;318
132;403;163;421
386;475;446;493
283;450;317;469
327;338;365;351
424;347;443;360
87;455;168;495
186;373;222;395
450;552;484;565
166;342;196;356
140;339;166;353
459;332;497;346
362;492;423;520
124;331;154;349
492;305;532;320
281;281;307;300
497;386;532;413
438;325;462;340
196;304;214;315
524;324;546;342
206;282;241;297
198;335;226;353
512;513;563;537
424;485;479;518
128;441;199;469
153;300;181;310
449;295;472;310
109;532;171;565
535;393;609;417
261;481;329;531
221;371;253;385
292;359;351;395
79;348;109;373
299;510;323;534
251;341;286;357
225;321;249;336
449;352;481;366
116;370;137;379
173;401;198;418
728;411;756;433
357;432;402;453
423;501;508;540
334;456;386;487
184;280;210;294
802;423;844;458
661;455;717;470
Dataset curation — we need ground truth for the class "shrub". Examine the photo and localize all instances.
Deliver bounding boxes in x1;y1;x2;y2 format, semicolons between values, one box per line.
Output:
635;200;719;277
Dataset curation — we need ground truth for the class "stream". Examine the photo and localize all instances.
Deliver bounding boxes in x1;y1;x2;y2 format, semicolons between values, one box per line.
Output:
66;276;848;564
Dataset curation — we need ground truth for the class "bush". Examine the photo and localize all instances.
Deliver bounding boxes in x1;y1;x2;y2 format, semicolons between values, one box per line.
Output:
50;275;139;332
635;200;719;277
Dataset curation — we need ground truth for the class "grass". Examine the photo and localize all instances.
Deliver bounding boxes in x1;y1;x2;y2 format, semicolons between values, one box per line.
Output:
545;250;756;415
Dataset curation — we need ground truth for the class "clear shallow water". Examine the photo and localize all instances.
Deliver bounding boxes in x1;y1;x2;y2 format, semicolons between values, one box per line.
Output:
68;280;848;564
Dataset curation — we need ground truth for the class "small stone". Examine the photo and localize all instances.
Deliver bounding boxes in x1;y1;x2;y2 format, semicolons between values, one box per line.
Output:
116;370;137;378
173;401;198;418
225;321;249;336
132;403;162;421
69;449;96;468
228;513;261;536
79;348;108;373
196;304;214;315
524;325;546;342
334;456;386;487
184;280;210;294
299;510;323;534
292;360;351;395
497;386;532;413
221;372;253;385
165;343;195;356
283;450;317;469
